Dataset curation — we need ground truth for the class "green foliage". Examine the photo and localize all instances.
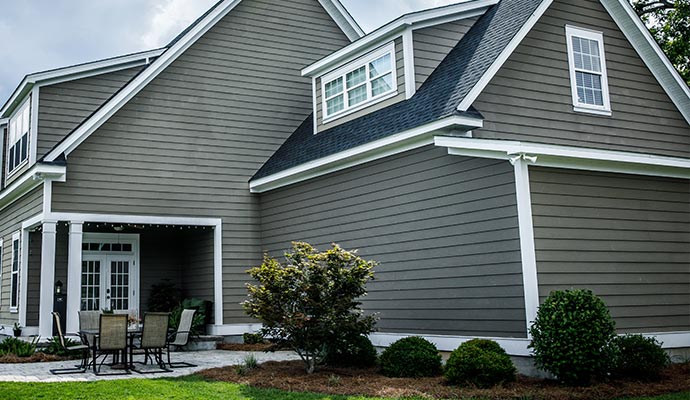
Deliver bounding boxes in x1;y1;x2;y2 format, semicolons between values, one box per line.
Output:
243;242;378;374
169;298;211;336
43;337;83;357
611;334;670;380
243;353;258;369
0;336;38;357
444;339;516;388
528;289;616;385
148;281;182;312
379;337;442;378
325;334;377;368
243;332;265;345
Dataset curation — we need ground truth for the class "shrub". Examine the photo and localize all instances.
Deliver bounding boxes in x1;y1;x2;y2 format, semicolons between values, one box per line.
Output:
444;339;516;388
0;337;38;357
169;298;211;335
325;334;377;368
612;335;669;381
528;289;616;385
148;281;181;312
43;337;83;357
379;337;442;377
243;332;265;345
243;242;378;374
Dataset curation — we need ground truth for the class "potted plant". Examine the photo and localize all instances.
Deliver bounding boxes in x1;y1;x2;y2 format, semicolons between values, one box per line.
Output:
12;322;21;337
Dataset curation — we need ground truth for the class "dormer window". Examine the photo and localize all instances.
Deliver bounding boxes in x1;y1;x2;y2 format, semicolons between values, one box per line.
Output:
7;97;31;175
565;26;611;116
322;43;397;121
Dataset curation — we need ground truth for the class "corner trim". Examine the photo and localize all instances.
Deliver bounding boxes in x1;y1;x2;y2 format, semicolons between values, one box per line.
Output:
402;28;417;99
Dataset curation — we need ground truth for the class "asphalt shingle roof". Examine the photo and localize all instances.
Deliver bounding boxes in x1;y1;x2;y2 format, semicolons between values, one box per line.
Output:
252;0;544;181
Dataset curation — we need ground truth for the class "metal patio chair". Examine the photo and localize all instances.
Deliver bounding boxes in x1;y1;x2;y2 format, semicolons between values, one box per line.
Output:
131;312;171;374
166;309;197;368
78;310;100;349
93;314;130;375
48;312;90;375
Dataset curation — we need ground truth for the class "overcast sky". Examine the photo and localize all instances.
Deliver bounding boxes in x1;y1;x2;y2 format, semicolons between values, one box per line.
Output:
0;0;465;104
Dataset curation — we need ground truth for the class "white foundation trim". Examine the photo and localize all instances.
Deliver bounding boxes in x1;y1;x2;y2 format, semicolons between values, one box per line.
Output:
38;221;57;338
65;222;83;334
642;332;690;349
207;323;263;336
369;332;532;356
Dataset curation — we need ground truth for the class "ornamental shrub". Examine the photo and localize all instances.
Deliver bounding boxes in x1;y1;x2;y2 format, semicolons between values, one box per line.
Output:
528;289;616;385
611;334;669;381
0;337;38;357
325;334;377;368
43;337;83;357
444;339;516;388
379;337;442;377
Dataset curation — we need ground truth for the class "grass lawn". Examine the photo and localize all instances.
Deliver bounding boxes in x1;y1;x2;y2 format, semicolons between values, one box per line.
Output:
0;376;688;400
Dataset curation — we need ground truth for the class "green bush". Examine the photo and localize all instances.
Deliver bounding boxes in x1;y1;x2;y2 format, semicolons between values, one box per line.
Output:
325;334;377;368
444;339;516;388
528;289;616;385
612;335;669;381
243;332;265;345
379;337;442;377
43;337;83;357
148;281;182;312
0;337;38;357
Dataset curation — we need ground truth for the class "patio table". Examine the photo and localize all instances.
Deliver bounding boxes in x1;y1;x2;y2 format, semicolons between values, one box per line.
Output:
80;327;142;372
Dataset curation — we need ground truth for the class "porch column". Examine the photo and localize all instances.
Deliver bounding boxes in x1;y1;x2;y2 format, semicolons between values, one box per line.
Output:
66;222;83;333
38;221;57;338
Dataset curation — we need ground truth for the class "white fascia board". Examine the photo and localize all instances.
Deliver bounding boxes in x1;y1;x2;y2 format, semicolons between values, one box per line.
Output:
0;164;66;212
600;0;690;124
435;136;690;179
43;0;243;162
318;0;364;41
0;49;165;118
457;0;553;112
48;212;220;227
250;115;483;193
302;0;498;77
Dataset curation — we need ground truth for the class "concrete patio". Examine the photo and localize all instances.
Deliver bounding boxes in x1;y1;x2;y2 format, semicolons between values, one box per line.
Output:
0;350;300;382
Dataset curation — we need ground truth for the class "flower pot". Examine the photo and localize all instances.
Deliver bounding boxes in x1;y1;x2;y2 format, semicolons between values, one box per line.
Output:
13;329;21;337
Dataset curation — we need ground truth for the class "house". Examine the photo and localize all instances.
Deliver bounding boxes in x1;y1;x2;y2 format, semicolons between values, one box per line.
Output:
0;0;688;360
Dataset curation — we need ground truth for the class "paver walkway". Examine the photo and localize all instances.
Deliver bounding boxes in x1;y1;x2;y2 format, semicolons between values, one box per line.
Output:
0;350;300;382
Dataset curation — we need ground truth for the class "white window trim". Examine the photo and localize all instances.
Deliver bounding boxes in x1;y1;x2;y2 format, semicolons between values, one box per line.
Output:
9;232;20;313
565;25;612;116
321;42;398;124
6;96;32;179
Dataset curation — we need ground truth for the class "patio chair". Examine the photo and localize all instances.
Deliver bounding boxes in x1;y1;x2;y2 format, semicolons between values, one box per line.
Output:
78;310;100;349
48;312;90;375
131;312;171;374
93;313;130;375
166;309;197;368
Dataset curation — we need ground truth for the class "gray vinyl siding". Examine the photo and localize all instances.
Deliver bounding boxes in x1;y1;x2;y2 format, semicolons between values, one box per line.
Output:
181;230;214;303
139;231;184;314
413;17;479;89
25;232;41;326
473;0;690;158
37;67;145;159
51;0;351;325
0;187;43;326
531;167;690;333
260;146;527;338
316;37;406;132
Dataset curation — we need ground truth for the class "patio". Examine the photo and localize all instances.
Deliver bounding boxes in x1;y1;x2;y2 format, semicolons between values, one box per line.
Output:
0;350;299;382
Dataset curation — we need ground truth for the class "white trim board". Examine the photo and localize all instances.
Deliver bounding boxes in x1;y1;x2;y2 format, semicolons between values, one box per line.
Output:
0;164;66;212
317;0;364;41
250;115;483;193
435;136;690;179
207;323;263;336
369;332;532;356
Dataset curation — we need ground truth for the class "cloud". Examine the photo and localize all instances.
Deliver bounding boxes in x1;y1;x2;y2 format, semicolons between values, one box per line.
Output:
342;0;468;32
141;0;218;48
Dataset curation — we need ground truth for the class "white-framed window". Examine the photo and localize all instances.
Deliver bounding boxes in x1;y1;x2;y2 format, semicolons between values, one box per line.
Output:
321;43;397;122
565;26;611;116
7;97;31;176
10;232;20;312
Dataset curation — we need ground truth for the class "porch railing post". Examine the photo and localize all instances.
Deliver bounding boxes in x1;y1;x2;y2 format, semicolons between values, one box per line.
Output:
66;222;83;334
38;221;58;338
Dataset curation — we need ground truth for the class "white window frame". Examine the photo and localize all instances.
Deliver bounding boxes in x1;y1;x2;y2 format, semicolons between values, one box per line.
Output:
565;25;611;116
10;232;20;313
321;42;398;123
6;97;31;178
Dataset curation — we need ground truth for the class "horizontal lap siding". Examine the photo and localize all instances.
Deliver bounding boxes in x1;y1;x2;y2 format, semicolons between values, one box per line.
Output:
139;231;185;314
531;167;690;333
51;0;351;325
413;17;478;89
260;146;526;338
181;230;215;305
0;187;43;325
37;67;144;158
473;0;690;157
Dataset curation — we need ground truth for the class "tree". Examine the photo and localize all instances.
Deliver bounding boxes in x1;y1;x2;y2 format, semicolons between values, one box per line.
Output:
631;0;690;85
243;242;377;374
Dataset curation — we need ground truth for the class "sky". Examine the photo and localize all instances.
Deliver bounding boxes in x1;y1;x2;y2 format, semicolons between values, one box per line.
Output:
0;0;466;104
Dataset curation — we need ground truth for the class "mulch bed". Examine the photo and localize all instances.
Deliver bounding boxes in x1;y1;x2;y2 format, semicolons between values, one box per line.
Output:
198;359;690;400
0;353;71;364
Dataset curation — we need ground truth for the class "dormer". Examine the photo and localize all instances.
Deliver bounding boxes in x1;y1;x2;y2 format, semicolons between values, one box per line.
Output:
303;0;498;134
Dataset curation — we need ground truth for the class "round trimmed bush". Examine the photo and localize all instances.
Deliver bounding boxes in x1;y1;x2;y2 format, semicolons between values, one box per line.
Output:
612;334;669;381
444;339;516;388
528;289;616;385
325;334;377;368
379;337;442;377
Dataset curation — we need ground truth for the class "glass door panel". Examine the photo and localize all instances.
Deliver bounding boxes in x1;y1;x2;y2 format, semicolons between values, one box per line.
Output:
80;260;101;311
108;260;130;311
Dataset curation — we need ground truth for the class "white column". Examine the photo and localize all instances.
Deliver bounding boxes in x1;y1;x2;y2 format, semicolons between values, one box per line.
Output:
38;221;57;338
66;222;83;334
513;157;540;339
213;221;223;326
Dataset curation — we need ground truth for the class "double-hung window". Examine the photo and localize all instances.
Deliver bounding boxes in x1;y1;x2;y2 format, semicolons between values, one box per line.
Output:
322;43;396;121
565;26;611;115
7;98;31;176
10;233;20;312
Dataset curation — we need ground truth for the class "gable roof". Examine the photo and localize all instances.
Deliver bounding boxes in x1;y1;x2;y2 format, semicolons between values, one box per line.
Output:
42;0;361;163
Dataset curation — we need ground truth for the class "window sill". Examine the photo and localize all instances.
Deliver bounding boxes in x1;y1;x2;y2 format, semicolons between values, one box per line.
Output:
322;90;399;126
9;308;18;314
573;106;612;117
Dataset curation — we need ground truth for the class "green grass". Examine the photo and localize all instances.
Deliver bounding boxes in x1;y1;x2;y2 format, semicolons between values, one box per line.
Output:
625;394;690;400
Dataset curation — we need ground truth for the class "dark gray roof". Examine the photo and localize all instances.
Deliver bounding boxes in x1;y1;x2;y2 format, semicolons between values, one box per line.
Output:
252;0;544;181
